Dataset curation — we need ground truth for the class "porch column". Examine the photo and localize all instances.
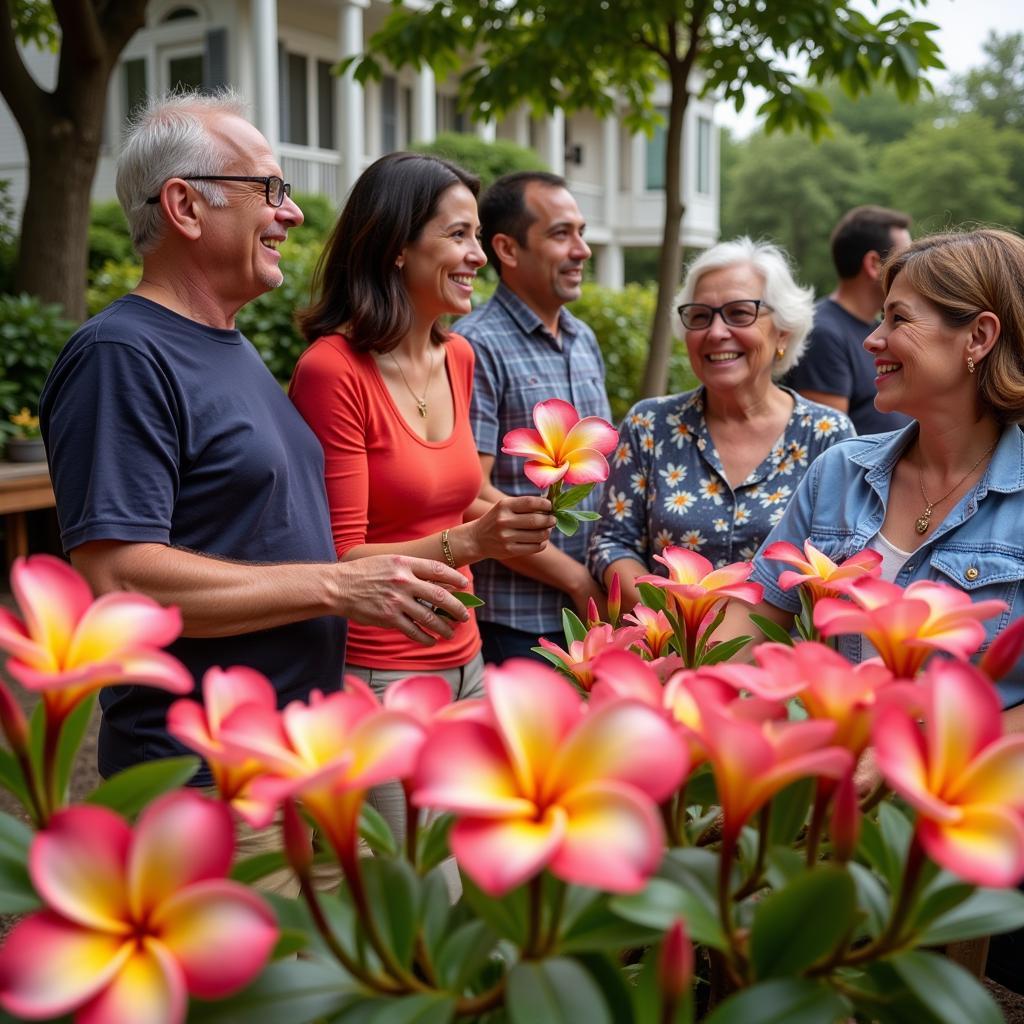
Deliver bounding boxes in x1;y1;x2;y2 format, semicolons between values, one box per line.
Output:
602;111;619;232
412;64;435;143
253;0;278;150
596;244;624;289
476;119;496;143
337;0;368;200
543;108;565;176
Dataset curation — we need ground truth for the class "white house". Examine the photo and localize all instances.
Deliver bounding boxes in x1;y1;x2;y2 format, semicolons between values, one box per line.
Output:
0;0;719;287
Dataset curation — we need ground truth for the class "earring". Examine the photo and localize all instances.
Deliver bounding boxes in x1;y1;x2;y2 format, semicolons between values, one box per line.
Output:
775;346;786;361
967;355;975;374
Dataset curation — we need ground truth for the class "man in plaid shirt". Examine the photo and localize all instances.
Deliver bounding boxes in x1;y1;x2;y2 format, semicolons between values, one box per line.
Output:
456;172;612;664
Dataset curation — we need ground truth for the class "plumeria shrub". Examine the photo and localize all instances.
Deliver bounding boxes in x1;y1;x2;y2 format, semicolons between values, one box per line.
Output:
1;549;1024;1023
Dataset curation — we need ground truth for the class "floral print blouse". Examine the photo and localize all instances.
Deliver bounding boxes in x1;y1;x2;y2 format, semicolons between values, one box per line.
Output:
587;387;856;578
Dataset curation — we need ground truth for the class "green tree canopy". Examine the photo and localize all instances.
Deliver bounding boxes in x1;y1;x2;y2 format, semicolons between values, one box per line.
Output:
352;0;943;398
952;31;1024;130
410;133;547;189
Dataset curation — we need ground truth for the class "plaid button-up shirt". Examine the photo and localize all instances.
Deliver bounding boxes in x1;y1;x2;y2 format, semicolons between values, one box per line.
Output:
456;282;612;635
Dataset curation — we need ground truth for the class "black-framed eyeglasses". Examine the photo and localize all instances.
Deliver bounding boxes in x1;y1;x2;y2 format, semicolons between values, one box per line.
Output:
677;299;774;330
145;175;291;207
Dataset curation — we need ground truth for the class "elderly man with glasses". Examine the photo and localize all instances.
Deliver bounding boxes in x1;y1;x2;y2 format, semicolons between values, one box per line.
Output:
39;91;470;786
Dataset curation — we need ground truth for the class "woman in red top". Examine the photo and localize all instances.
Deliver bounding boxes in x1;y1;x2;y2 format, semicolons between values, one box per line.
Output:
290;153;553;838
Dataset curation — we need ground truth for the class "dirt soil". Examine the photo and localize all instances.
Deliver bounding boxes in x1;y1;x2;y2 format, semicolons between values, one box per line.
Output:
0;587;1023;1021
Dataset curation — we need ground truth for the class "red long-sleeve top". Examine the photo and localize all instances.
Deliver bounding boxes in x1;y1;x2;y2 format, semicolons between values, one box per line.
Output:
289;332;482;670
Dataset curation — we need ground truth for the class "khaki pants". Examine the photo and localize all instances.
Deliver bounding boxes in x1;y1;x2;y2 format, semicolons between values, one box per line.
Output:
346;653;485;900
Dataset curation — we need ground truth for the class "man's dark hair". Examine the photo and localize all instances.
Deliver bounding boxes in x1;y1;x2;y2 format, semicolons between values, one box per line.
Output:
479;171;568;277
298;151;479;351
830;205;912;280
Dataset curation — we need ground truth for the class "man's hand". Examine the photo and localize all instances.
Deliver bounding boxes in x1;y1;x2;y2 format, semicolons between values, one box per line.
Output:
334;555;470;645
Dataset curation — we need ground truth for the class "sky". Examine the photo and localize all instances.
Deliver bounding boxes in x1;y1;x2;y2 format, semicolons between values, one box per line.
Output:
718;0;1024;136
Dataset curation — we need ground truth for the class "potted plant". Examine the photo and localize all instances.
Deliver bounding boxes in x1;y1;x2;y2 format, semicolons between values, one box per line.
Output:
2;407;45;462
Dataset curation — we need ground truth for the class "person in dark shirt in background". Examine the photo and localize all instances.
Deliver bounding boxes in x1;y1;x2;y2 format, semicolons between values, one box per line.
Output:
786;205;912;434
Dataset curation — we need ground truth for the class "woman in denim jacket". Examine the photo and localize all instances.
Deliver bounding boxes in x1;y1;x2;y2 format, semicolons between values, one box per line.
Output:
747;229;1024;719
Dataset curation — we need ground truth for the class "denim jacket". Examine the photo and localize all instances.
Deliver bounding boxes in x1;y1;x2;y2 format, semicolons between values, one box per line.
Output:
751;422;1024;708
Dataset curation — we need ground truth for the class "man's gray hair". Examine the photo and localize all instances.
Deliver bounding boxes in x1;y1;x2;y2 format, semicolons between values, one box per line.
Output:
116;89;249;255
675;237;815;379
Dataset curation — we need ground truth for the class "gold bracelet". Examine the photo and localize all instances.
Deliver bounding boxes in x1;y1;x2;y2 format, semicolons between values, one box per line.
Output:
440;528;456;569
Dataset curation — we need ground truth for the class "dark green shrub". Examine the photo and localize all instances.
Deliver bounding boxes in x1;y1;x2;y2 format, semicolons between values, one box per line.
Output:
0;293;75;415
291;191;339;243
410;133;546;189
88;200;135;273
0;179;17;295
236;240;322;382
86;259;142;317
568;283;698;422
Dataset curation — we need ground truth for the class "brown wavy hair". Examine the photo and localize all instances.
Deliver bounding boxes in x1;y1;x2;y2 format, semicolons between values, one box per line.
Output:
881;228;1024;424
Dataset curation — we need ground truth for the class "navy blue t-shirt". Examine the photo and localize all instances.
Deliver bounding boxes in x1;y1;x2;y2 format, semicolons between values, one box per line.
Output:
785;298;911;435
40;295;346;781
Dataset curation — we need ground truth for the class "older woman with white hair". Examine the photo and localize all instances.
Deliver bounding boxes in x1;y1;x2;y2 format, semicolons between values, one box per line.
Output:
588;237;855;611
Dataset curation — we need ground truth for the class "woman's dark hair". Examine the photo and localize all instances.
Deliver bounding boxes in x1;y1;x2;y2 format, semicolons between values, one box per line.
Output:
297;152;479;351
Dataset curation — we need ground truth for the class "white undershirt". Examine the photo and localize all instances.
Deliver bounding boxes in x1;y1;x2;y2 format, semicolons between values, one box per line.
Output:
866;532;913;583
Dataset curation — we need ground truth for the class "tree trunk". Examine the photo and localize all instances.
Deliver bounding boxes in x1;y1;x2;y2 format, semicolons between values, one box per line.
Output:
640;59;690;399
14;111;104;323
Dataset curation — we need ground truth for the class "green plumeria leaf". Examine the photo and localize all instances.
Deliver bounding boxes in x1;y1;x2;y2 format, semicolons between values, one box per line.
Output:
85;756;199;817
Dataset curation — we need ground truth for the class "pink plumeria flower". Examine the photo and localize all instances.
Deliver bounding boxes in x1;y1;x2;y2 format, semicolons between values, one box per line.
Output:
539;622;645;691
624;604;676;660
214;676;431;863
690;690;852;849
815;577;1007;678
412;660;687;896
0;554;191;727
763;539;882;603
501;398;618;489
0;791;277;1024
637;547;763;664
979;616;1024;684
167;666;279;821
874;659;1024;887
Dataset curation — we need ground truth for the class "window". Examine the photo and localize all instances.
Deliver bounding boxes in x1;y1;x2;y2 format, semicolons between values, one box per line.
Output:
317;60;335;150
283;52;308;145
122;58;148;126
645;107;667;191
381;76;398;153
167;53;203;93
697;116;712;195
436;94;467;134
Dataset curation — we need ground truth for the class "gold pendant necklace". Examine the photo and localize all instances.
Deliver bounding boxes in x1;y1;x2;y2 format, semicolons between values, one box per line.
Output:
914;442;996;535
387;346;437;418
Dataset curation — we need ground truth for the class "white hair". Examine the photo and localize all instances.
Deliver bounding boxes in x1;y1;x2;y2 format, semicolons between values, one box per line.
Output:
675;237;815;379
116;89;250;255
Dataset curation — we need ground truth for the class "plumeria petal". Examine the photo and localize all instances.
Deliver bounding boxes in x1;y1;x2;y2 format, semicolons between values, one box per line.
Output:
203;666;278;731
30;805;132;933
532;398;579;453
382;674;452;722
413;720;536;817
547;698;687;803
562;448;610;486
500;427;549;460
0;912;132;1019
11;555;93;669
487;661;583;801
552;780;665;892
0;607;49;670
562;415;619;457
128;792;234;922
952;737;1024;810
524;460;569;489
450;806;567;897
918;805;1024;888
78;941;185;1024
344;710;426;788
152;880;278;998
65;593;182;668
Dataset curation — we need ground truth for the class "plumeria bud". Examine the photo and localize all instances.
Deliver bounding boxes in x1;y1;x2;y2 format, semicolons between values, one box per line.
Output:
658;918;694;1002
586;597;601;629
607;572;622;627
282;798;313;879
979;617;1024;683
830;773;861;863
0;680;28;753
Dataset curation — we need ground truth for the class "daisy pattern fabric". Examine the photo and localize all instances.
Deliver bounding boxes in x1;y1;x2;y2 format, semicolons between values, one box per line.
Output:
588;387;854;578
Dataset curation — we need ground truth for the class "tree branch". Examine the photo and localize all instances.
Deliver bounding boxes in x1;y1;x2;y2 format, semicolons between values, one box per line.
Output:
97;0;148;57
635;25;669;63
52;0;103;64
0;0;48;131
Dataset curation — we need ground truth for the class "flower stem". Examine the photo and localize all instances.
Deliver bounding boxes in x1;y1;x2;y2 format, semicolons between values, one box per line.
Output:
734;805;770;900
525;874;545;958
804;788;829;867
403;783;419;865
541;878;568;955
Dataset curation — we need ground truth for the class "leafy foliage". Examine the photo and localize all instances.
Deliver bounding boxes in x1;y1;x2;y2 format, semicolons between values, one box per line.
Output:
411;132;547;189
0;292;74;416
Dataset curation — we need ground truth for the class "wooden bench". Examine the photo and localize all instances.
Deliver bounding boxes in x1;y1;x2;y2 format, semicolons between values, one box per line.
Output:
0;460;55;569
